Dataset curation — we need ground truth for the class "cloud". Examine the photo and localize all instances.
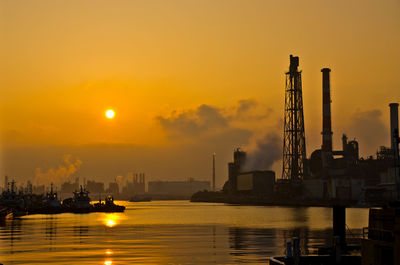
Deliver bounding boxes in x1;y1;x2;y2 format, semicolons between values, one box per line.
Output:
157;99;274;140
235;99;257;116
156;104;228;137
232;99;272;121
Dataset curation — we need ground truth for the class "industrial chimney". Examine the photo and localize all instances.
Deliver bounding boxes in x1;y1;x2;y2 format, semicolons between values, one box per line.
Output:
321;68;332;154
389;103;399;150
212;152;216;191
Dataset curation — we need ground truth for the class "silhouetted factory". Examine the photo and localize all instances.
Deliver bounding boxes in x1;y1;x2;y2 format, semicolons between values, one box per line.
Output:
219;55;399;205
122;173;146;195
149;178;210;199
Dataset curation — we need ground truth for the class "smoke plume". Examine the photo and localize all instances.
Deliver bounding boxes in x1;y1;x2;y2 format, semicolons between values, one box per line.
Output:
115;175;124;185
34;154;82;185
347;109;389;156
242;133;282;172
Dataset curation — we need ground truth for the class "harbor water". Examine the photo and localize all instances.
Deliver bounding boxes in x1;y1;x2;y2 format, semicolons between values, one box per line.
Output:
0;201;369;264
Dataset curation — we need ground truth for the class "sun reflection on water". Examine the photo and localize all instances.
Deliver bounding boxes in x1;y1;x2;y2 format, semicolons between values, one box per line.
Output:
104;260;112;265
106;219;116;227
102;213;123;228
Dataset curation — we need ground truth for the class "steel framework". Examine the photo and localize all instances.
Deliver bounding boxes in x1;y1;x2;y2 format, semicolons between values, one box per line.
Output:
282;55;307;181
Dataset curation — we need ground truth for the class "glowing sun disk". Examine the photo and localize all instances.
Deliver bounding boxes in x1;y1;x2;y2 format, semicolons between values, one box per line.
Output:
106;109;115;119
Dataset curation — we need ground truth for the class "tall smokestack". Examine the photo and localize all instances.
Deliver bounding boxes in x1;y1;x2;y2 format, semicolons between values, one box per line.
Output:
321;68;333;153
212;152;216;191
389;103;399;150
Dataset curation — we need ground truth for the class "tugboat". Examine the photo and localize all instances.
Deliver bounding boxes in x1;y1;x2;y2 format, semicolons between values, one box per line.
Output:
33;183;64;214
93;195;125;212
45;183;62;208
71;186;92;213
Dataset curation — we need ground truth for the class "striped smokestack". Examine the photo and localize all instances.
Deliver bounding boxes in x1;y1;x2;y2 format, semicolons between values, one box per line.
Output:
321;68;332;153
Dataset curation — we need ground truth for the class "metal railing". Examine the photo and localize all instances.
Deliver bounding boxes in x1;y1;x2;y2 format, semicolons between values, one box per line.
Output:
363;227;395;241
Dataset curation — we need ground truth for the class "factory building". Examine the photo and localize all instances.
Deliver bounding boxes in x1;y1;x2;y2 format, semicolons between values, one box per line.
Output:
237;171;275;196
121;173;146;196
366;103;400;201
222;148;276;196
223;148;246;193
305;68;368;201
148;178;210;198
304;68;399;203
107;182;119;195
86;180;105;194
215;56;399;205
61;178;79;194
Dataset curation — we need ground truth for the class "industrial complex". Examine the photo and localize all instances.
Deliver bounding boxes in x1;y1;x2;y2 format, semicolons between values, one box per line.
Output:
193;55;400;206
2;55;398;206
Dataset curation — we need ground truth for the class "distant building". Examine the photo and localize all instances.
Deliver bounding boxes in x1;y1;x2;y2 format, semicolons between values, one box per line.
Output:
107;182;119;195
148;178;210;197
26;180;33;194
86;180;105;194
121;173;145;196
224;148;246;193
61;178;79;194
3;175;8;192
32;184;45;195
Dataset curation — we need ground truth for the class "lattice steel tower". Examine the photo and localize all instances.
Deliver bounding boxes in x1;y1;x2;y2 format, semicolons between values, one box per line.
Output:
282;55;307;181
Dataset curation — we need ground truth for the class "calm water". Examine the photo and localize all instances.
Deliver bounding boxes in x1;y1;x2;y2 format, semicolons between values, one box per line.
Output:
0;201;369;264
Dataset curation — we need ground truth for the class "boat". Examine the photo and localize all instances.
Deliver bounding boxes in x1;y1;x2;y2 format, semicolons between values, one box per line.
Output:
0;181;25;211
45;184;61;208
70;186;92;213
93;195;125;212
31;183;64;214
0;206;13;221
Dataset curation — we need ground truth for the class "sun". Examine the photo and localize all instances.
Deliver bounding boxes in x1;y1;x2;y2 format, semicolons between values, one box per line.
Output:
105;109;115;119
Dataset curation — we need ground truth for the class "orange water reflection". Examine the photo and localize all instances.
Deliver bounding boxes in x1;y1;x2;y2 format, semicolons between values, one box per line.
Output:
104;249;113;264
102;213;125;228
0;202;369;264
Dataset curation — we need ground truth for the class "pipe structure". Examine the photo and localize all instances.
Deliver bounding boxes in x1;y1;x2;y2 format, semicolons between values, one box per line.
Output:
321;68;332;154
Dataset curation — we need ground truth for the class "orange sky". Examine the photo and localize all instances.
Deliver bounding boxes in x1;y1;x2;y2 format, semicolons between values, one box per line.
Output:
1;0;399;186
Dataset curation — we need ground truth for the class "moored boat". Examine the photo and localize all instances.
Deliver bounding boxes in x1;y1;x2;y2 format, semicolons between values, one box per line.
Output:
70;186;92;213
93;195;125;212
